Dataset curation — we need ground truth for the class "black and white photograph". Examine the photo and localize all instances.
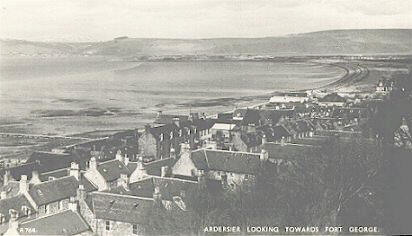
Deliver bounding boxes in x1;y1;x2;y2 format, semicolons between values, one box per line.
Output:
0;0;412;235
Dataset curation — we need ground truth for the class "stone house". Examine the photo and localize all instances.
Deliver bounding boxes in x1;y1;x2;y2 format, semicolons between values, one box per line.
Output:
83;156;131;191
172;149;268;189
138;123;180;161
4;200;91;236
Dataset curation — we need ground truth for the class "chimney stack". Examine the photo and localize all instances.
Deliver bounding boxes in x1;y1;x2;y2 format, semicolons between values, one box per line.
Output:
68;197;78;212
262;134;267;145
160;166;169;178
115;150;124;163
170;148;176;159
8;209;19;231
69;162;80;181
117;174;130;190
89;157;97;170
124;155;130;166
77;184;85;201
0;191;6;199
19;175;29;194
260;149;269;162
3;170;12;186
281;136;286;146
172;117;180;128
153;186;161;203
30;170;41;184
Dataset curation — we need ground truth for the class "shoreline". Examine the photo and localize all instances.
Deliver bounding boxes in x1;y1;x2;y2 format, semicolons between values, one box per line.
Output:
70;60;365;138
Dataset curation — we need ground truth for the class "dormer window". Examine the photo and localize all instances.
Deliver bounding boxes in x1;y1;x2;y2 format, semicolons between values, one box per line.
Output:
48;177;55;181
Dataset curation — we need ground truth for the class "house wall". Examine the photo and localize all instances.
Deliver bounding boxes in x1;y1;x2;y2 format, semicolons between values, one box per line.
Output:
84;170;108;191
95;219;144;236
79;197;97;232
36;198;70;217
171;153;196;177
138;132;159;159
207;170;255;188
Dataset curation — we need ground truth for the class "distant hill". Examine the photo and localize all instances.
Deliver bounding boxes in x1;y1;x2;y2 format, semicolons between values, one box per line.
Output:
2;29;412;57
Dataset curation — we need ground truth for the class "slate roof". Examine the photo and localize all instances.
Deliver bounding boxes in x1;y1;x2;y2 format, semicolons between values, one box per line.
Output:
91;192;153;225
257;125;292;142
143;158;177;176
0;162;38;181
260;142;320;160
291;136;330;146
27;151;79;174
238;132;262;148
0;194;34;222
0;181;21;198
146;123;179;139
39;168;69;181
18;210;90;235
233;108;284;126
154;114;189;125
190;149;261;175
107;176;198;201
28;176;78;206
192;118;215;131
97;159;131;182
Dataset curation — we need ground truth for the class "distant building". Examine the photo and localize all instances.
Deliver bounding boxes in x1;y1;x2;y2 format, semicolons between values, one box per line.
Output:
269;92;309;104
317;93;346;107
138;124;180;161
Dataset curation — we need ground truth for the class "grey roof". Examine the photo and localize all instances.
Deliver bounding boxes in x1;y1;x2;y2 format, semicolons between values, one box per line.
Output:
143;158;177;176
191;149;261;175
260;142;320;160
97;160;131;182
19;210;90;235
91;192;153;224
0;194;35;222
28;176;78;206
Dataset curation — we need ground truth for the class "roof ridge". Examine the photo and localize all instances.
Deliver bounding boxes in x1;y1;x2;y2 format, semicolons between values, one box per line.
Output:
92;191;155;201
20;209;72;224
151;175;198;183
31;175;75;186
203;148;259;156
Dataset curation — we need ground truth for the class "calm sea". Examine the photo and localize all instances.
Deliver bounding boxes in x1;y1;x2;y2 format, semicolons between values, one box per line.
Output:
0;56;344;135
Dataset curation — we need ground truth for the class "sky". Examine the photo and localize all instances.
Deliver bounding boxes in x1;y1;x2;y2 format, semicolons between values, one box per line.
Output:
1;0;411;42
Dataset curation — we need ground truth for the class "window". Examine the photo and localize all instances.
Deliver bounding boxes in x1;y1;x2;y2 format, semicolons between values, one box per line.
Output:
0;214;5;224
105;221;111;231
133;224;138;235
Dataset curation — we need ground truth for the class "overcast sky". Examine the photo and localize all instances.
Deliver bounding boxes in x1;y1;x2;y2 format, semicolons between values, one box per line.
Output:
1;0;411;42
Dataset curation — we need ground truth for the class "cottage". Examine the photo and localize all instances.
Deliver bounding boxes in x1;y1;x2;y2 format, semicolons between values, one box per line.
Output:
86;191;154;236
172;149;268;188
83;157;131;191
0;194;35;234
5;202;91;236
